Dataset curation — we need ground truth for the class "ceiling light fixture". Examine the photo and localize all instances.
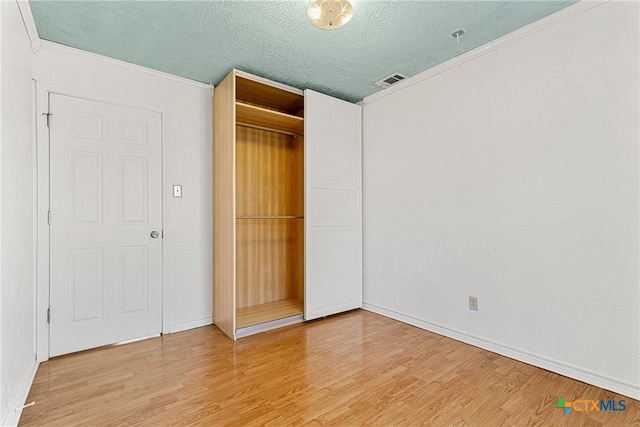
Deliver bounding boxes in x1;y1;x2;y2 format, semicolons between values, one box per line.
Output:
307;0;354;30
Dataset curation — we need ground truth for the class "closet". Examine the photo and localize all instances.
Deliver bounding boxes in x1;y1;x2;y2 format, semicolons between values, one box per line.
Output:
213;69;362;340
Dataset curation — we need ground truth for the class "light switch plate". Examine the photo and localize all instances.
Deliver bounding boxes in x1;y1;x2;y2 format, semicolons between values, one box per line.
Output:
173;185;182;198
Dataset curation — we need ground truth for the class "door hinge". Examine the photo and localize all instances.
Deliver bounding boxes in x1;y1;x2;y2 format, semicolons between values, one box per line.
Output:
47;307;50;324
48;210;51;225
42;112;52;127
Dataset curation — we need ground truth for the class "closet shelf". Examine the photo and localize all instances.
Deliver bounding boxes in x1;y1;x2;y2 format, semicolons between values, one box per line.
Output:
237;298;304;328
236;101;304;135
237;215;304;220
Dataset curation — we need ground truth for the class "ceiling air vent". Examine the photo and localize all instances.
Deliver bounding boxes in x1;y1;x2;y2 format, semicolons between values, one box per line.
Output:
374;72;408;88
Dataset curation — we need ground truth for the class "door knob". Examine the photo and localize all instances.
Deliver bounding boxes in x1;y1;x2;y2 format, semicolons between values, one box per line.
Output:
150;230;160;238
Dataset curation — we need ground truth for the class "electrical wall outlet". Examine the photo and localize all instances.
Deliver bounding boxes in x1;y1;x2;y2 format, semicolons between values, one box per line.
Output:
469;296;478;311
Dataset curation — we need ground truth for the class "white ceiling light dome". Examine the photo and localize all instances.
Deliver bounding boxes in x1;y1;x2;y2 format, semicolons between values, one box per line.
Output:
307;0;354;30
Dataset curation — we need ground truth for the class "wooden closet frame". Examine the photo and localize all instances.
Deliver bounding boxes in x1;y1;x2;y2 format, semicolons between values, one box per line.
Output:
213;69;306;340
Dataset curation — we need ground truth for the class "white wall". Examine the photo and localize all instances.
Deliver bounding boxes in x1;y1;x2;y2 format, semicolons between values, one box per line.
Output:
1;1;38;425
34;41;213;358
362;1;639;399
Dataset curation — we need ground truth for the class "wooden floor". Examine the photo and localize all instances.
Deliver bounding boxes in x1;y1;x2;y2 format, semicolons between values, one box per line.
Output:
20;310;638;426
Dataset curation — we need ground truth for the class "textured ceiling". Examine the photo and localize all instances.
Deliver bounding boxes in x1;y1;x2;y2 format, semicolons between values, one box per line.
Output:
29;1;575;102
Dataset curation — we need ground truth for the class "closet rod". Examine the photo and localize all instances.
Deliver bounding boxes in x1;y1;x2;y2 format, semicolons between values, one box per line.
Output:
236;216;304;220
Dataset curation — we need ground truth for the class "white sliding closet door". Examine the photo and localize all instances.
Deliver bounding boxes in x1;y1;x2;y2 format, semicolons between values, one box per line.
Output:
304;90;362;320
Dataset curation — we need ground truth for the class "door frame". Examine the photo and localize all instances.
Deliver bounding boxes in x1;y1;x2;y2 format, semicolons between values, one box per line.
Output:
36;85;169;361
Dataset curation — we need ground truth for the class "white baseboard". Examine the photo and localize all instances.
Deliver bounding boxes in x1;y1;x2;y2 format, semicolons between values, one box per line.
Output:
167;317;213;334
2;356;39;427
362;302;640;400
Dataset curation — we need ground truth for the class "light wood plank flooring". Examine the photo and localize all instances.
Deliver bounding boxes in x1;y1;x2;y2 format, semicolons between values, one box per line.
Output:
19;310;639;426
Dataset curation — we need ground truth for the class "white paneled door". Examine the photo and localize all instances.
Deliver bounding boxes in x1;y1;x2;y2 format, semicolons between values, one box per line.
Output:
304;90;362;320
49;94;162;357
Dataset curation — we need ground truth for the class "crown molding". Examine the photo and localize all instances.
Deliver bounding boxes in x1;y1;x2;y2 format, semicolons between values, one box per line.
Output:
363;0;609;105
16;0;41;53
39;40;214;92
15;0;212;92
